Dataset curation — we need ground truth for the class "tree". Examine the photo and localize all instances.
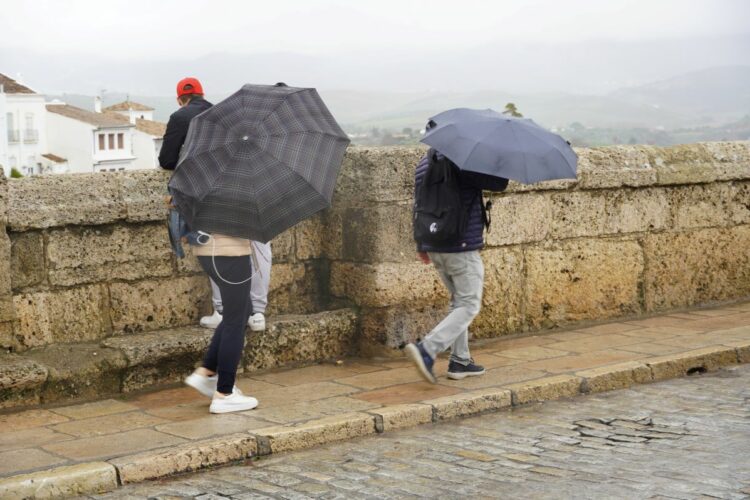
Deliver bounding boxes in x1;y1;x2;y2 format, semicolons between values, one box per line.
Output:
502;102;523;117
10;167;23;178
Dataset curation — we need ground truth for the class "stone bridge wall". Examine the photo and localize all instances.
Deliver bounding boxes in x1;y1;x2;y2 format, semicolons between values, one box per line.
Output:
1;142;749;356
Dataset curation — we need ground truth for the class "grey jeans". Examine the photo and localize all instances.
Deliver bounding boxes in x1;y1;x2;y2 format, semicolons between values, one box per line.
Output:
211;241;272;314
422;250;484;365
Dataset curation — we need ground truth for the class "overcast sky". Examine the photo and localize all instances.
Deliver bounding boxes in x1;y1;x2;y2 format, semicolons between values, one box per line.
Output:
2;0;749;59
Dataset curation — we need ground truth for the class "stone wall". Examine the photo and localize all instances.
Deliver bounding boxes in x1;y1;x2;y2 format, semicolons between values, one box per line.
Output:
1;142;748;356
1;170;329;352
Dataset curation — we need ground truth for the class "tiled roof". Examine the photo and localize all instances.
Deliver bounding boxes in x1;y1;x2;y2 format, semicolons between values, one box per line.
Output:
135;118;167;137
104;100;154;112
42;153;67;163
46;104;132;128
0;73;36;94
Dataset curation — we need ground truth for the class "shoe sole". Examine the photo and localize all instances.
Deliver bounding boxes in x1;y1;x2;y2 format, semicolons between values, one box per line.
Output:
446;369;486;380
405;344;437;384
209;401;258;414
248;324;265;332
185;376;216;398
199;322;220;329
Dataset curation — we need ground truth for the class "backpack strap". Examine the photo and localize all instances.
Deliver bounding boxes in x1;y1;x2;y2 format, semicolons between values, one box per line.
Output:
479;195;492;233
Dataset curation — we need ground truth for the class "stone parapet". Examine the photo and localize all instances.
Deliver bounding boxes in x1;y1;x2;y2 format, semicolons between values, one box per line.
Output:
0;142;749;357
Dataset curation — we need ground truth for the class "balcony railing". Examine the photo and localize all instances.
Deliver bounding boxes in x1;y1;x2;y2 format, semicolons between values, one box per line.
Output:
7;129;19;143
23;129;39;143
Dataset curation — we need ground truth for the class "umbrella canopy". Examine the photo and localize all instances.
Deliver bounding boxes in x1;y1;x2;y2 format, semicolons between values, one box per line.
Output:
169;83;350;242
420;108;577;184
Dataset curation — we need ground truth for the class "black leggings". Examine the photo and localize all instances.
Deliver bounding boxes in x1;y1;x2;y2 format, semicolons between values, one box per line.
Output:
198;255;253;394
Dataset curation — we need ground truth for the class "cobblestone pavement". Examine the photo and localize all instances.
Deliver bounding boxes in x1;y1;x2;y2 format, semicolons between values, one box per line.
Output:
97;364;750;500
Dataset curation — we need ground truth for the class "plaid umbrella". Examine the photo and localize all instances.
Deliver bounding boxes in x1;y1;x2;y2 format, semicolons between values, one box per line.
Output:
168;83;350;242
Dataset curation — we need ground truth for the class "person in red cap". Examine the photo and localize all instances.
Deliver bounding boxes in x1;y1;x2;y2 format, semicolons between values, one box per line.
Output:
159;77;213;169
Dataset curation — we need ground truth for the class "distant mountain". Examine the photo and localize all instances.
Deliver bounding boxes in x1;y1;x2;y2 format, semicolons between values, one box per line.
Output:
609;66;750;121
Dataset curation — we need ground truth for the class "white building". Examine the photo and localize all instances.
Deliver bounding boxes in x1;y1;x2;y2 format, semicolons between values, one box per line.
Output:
103;100;155;124
46;102;137;173
132;118;166;169
0;73;50;177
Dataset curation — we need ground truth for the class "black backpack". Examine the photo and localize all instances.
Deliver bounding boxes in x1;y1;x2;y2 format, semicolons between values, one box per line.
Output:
413;150;468;245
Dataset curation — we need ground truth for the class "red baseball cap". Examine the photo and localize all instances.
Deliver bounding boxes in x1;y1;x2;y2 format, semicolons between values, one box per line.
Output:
176;77;204;97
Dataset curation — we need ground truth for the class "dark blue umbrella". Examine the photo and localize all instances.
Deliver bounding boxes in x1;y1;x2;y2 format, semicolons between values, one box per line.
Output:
420;108;577;184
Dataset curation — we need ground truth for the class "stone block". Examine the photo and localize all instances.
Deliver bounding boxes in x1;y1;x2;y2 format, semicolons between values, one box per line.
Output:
47;223;173;286
426;388;512;420
119;169;171;222
266;262;319;315
174;243;204;274
576;145;657;189
505;374;582;405
0;462;118;499
243;309;357;371
646;346;738;381
333;146;425;206
110;433;257;484
643;226;750;311
485;193;551;246
330;261;446;308
359;304;446;356
341;203;415;263
0;321;13;350
0;353;48;409
525;239;643;329
704;141;750;180
369;404;433;432
604;188;670;234
320;208;344;260
256;412;377;453
8;173;125;230
668;184;732;230
271;227;295;263
109;276;210;334
0;170;7;226
577;361;653;393
730;181;750;225
25;343;127;403
102;326;213;391
9;231;45;289
472;247;525;338
548;191;607;239
651;143;720;185
13;284;110;349
295;214;326;261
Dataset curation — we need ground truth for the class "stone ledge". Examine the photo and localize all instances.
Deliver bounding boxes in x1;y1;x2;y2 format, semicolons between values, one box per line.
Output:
577;361;653;393
109;433;257;484
254;412;377;453
0;354;48;409
0;462;118;499
646;346;739;381
505;374;583;405
425;388;512;420
367;403;434;432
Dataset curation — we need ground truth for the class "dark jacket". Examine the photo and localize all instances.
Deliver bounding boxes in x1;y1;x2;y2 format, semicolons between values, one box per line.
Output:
414;152;508;253
158;97;213;170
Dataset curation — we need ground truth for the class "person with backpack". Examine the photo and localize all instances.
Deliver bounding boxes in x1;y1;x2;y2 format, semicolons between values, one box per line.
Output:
405;145;509;383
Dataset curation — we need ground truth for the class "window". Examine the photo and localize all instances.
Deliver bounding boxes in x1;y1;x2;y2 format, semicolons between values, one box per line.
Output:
117;133;124;149
9;156;17;167
99;134;105;150
6;112;13;130
25;113;34;130
108;134;115;149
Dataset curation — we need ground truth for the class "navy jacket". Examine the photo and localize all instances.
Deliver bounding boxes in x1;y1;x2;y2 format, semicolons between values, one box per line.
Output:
414;152;508;253
159;97;213;170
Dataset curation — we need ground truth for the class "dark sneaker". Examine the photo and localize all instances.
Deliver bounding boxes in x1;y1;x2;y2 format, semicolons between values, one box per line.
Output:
447;360;485;380
405;343;437;384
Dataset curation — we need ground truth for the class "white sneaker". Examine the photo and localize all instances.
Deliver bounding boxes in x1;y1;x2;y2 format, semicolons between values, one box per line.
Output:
200;310;222;329
248;313;266;331
185;372;218;397
210;390;259;414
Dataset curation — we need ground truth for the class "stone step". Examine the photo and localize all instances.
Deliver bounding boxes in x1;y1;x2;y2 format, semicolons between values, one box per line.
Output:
0;308;358;410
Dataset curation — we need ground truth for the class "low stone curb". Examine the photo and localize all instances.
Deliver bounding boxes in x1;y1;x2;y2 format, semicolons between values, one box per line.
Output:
0;462;117;499
2;343;746;498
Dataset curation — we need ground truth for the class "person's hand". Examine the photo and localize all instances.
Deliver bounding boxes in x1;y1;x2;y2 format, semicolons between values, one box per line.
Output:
417;251;431;264
165;195;174;208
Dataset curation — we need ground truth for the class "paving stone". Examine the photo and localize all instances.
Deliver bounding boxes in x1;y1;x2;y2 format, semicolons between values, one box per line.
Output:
352;381;462;406
577;361;654;393
647;346;739;381
43;428;186;461
426;388;511;420
155;414;271;439
494;345;571;361
0;408;69;431
0;425;72;451
50;399;141;420
255;413;377;453
251;396;380;424
50;410;168;438
0;448;68;476
367;403;434;432
439;364;547;390
505;374;582;405
248;361;382;387
523;349;643;374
